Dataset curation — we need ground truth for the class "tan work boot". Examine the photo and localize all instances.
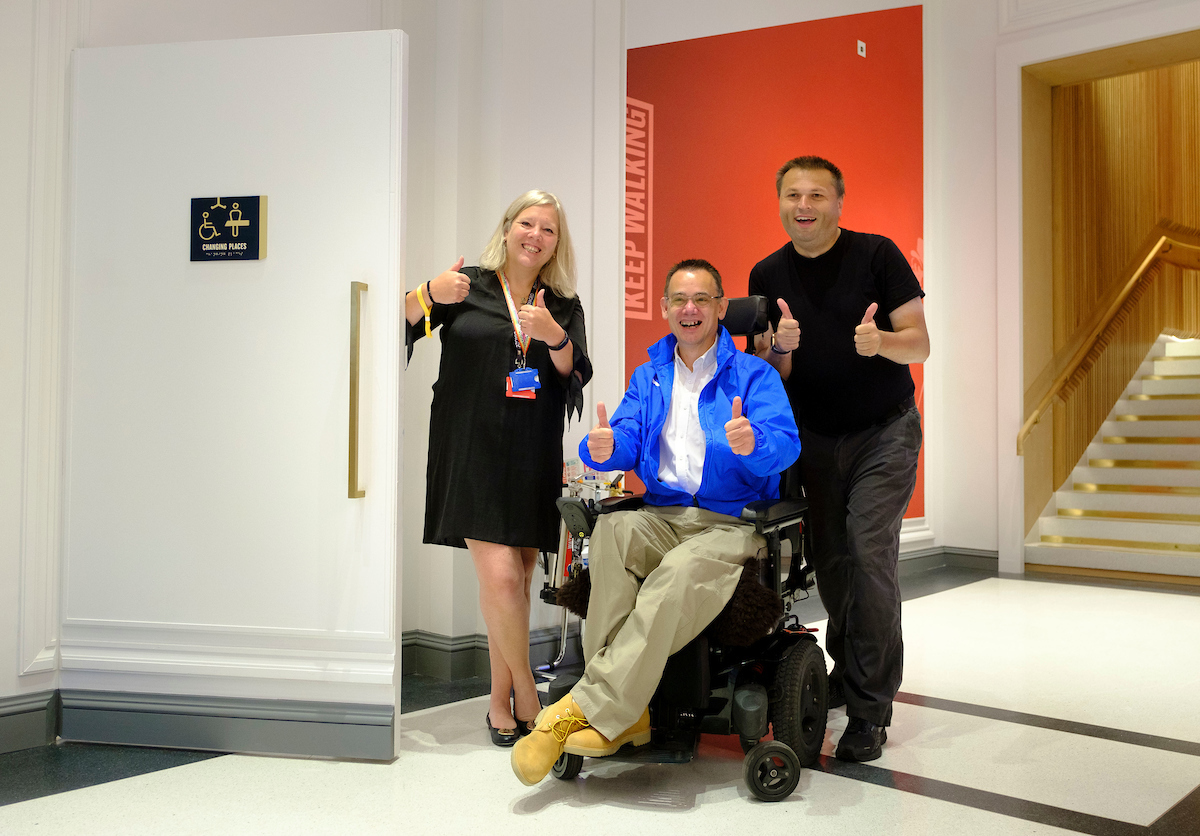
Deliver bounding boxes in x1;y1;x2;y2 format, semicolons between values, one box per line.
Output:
510;693;590;786
563;707;651;757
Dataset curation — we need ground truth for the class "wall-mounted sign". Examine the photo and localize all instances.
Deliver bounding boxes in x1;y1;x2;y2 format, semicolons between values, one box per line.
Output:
190;196;266;261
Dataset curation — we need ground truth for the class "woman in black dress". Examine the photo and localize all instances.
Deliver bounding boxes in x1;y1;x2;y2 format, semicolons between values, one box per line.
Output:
404;190;591;745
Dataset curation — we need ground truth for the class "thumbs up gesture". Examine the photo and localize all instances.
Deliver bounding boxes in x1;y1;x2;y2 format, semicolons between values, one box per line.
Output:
724;396;756;456
429;256;471;304
773;298;801;353
519;288;566;345
587;402;614;464
854;302;881;356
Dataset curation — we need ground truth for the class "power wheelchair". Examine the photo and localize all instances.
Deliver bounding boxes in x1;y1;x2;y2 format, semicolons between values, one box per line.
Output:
544;296;829;802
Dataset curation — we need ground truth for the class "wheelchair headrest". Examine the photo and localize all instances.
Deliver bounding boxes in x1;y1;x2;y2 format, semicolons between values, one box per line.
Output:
719;295;769;337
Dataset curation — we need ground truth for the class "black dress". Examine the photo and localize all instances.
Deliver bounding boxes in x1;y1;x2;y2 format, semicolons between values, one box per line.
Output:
407;267;592;551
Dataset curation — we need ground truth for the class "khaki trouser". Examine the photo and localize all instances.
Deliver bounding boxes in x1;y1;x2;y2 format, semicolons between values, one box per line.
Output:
572;505;765;739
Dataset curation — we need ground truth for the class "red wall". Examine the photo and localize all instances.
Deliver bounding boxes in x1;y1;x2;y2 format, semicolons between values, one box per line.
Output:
624;6;925;516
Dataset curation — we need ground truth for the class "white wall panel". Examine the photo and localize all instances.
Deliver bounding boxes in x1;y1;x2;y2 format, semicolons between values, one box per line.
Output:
0;0;52;699
927;0;1001;552
62;31;403;703
998;0;1161;34
80;0;384;47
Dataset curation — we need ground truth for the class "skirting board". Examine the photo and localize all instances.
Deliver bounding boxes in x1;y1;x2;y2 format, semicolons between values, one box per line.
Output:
900;547;999;574
60;691;394;761
401;548;999;681
403;622;583;681
0;691;58;755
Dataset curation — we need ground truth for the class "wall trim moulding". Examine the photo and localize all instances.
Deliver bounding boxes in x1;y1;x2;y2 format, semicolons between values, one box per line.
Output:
401;625;582;681
0;691;58;755
19;0;83;677
60;690;393;761
1000;0;1154;34
900;516;936;553
59;620;395;704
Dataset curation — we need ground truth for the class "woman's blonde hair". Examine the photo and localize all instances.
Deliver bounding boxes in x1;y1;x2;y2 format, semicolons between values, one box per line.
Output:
479;190;577;298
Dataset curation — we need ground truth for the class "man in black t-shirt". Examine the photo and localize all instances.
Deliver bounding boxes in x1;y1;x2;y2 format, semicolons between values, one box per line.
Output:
748;156;929;763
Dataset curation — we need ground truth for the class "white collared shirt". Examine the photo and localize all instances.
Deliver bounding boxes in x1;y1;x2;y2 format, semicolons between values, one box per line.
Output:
658;341;719;496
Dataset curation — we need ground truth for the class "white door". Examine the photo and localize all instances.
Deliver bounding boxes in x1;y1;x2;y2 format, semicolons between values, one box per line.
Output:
62;32;404;757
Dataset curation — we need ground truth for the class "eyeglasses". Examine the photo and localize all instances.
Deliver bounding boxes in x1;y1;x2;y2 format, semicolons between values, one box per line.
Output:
665;293;722;309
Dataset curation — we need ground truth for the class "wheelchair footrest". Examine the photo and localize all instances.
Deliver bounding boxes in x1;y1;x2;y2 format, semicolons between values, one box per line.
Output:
546;673;580;705
598;730;697;765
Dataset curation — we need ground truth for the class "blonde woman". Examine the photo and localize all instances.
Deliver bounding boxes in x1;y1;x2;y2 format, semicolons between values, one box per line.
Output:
405;190;592;746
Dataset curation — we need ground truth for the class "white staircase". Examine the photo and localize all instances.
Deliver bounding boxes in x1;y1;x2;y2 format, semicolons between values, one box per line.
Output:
1025;335;1200;577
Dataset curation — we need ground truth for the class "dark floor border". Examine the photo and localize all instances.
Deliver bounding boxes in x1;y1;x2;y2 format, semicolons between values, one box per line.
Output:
0;692;58;756
817;754;1200;836
60;690;394;761
820;692;1200;835
815;755;1146;836
896;691;1200;756
0;741;222;808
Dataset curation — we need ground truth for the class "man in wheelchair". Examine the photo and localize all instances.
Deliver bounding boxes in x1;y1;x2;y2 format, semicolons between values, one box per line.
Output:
511;259;801;787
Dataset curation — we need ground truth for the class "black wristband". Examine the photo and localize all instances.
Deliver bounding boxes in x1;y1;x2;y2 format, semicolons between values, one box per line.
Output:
547;330;570;351
425;280;435;305
770;338;792;355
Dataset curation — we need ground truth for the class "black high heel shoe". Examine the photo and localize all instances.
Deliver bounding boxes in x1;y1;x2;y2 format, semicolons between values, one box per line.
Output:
486;714;520;747
515;693;544;736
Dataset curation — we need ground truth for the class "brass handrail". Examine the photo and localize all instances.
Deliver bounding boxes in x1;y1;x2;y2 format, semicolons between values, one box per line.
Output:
1017;221;1200;455
349;281;368;498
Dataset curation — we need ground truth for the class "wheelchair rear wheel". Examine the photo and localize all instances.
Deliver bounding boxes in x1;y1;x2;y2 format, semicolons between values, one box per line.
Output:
769;638;828;766
743;740;800;801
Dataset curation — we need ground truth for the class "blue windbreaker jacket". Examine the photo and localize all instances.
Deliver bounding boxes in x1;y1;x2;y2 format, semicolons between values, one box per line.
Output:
579;328;800;516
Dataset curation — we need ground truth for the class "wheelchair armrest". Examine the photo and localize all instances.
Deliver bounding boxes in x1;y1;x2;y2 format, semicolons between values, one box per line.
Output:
740;497;808;535
596;494;646;514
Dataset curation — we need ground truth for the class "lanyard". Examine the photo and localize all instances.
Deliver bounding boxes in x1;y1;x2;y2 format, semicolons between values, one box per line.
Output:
497;270;538;368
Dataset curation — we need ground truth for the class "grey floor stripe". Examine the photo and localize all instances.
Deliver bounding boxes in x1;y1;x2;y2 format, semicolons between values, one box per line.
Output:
895;692;1200;757
814;755;1145;836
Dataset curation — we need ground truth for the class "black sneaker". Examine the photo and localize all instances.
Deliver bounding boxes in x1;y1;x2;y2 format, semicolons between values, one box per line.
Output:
827;678;846;710
835;717;886;762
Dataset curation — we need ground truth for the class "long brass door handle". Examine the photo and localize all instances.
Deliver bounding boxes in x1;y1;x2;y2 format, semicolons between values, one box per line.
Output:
349;281;368;498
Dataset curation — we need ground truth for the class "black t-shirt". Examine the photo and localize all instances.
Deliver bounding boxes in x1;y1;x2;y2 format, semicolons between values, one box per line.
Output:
747;229;924;435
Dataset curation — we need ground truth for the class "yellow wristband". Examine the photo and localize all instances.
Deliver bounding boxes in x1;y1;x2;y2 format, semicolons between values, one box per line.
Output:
417;284;432;338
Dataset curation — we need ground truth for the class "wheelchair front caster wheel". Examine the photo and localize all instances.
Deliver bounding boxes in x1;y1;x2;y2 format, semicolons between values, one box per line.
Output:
743;740;800;802
552;752;583;780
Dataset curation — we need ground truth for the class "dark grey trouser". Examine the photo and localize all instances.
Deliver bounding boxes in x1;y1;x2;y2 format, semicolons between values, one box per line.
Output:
800;407;922;727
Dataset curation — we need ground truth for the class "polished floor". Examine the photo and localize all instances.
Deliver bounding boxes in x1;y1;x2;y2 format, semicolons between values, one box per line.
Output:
2;567;1199;835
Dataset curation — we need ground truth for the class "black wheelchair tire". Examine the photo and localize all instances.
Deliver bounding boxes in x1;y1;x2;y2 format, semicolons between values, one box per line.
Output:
743;740;800;802
769;638;828;767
